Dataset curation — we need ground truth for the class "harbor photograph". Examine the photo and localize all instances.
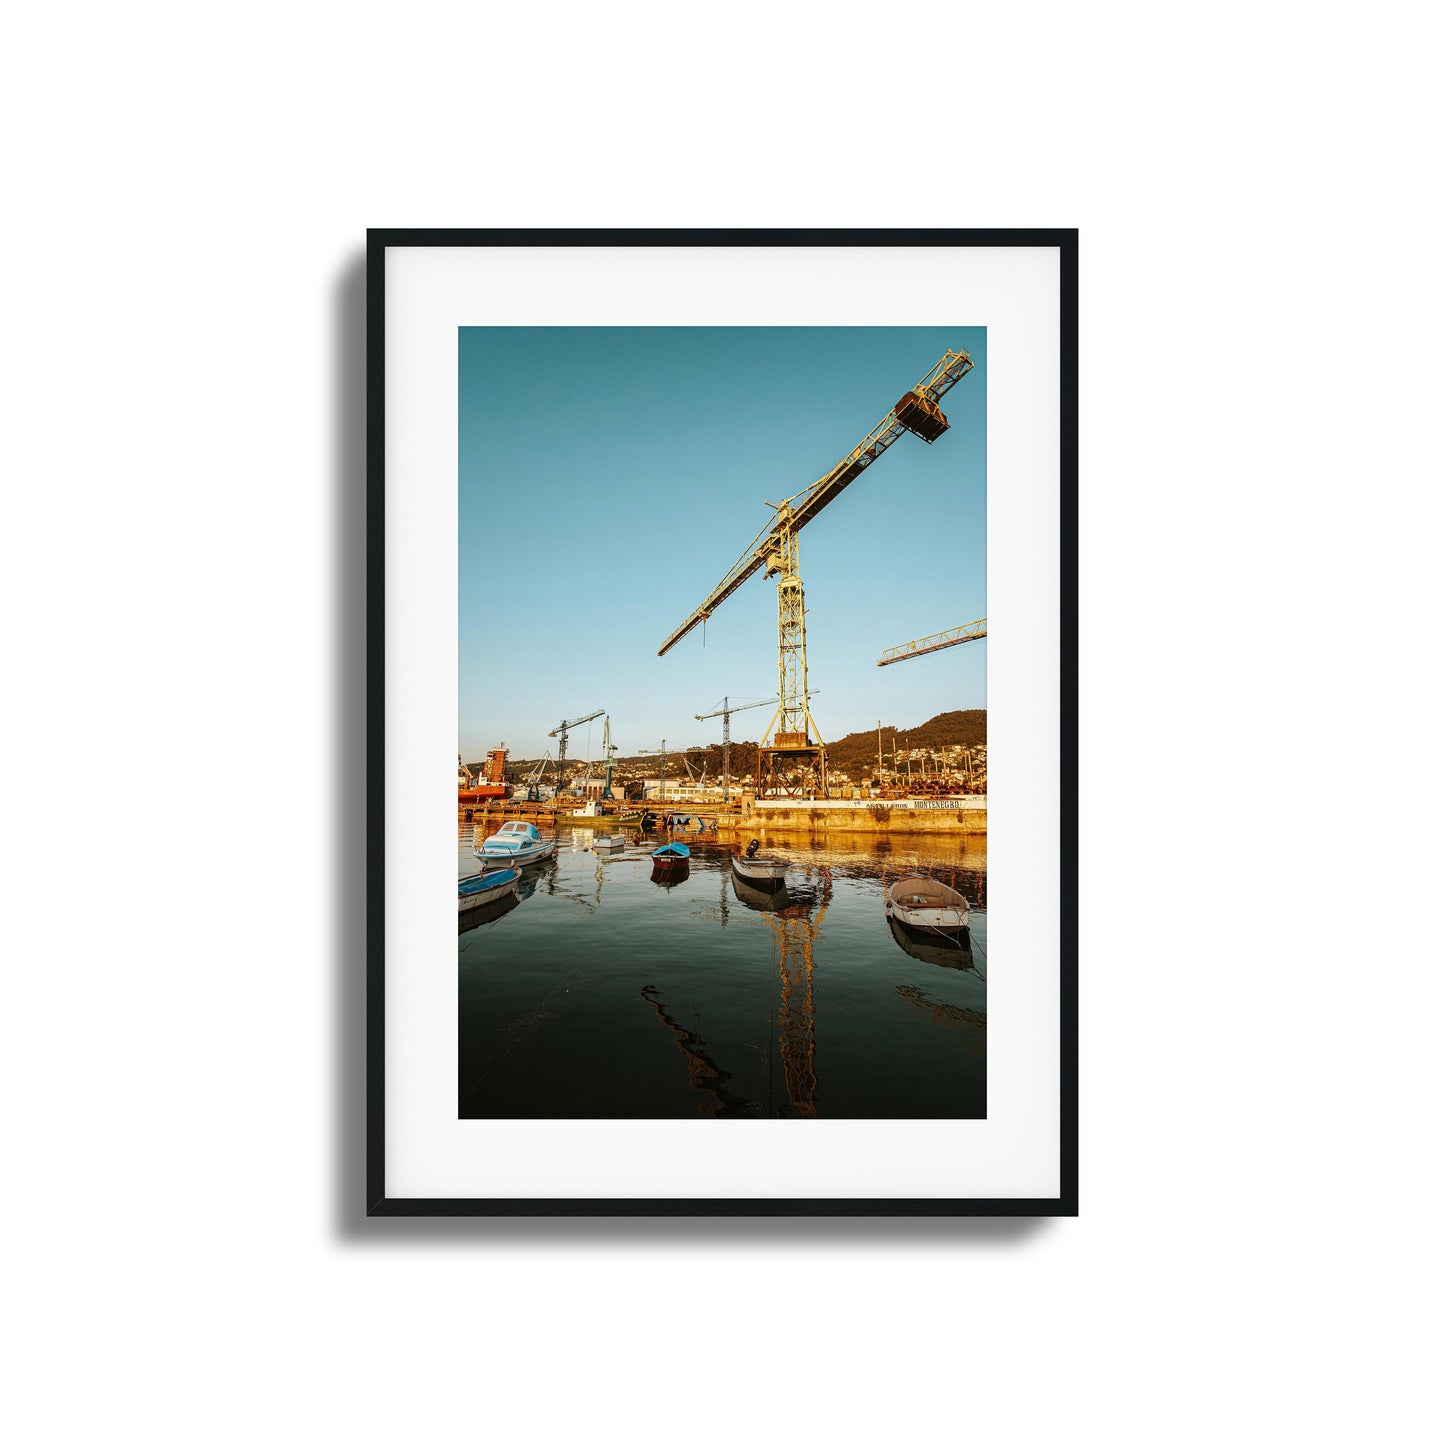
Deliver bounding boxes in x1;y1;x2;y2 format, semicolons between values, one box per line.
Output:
458;325;987;1119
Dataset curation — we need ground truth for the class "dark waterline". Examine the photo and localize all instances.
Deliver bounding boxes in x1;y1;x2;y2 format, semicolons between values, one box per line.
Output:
459;826;986;1119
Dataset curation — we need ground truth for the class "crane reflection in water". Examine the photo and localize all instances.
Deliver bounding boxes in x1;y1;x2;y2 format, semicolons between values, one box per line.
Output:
639;867;832;1119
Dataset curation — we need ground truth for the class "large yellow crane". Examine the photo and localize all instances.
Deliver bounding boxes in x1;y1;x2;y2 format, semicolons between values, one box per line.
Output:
877;617;988;667
659;349;975;796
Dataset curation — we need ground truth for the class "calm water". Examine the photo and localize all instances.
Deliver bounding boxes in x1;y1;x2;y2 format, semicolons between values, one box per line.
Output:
458;825;986;1119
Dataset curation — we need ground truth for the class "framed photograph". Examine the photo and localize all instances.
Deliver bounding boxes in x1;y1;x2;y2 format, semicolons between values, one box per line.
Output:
367;229;1077;1216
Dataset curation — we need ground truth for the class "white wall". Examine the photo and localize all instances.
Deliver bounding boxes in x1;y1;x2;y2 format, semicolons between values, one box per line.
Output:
4;6;1440;1445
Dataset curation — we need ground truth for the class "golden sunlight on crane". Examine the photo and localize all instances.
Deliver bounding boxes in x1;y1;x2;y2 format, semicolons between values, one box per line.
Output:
657;349;975;797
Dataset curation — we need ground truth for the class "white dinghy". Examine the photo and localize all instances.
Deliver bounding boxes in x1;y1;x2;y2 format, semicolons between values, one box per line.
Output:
730;838;789;889
886;876;970;934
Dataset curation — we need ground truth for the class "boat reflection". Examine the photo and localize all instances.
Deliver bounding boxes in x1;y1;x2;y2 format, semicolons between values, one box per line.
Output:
730;872;792;912
886;914;974;970
650;862;690;888
895;983;986;1036
514;866;553;902
457;891;521;934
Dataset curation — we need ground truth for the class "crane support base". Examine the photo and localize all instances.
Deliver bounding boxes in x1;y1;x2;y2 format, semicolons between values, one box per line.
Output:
757;744;829;800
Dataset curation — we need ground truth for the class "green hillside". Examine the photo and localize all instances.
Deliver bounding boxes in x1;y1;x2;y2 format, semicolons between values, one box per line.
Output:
823;709;986;776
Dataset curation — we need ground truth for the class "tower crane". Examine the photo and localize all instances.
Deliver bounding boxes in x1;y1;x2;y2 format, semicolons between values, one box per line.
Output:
695;692;821;802
636;739;670;802
659;349;974;797
548;708;604;797
877;618;988;667
600;715;620;800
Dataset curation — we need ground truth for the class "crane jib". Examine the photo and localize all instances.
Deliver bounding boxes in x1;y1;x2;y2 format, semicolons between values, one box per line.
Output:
548;708;604;735
656;349;973;657
658;427;908;653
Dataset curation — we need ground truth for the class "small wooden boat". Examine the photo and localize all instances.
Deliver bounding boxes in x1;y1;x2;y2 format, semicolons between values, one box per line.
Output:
475;820;558;868
651;841;691;868
886;875;970;933
458;866;520;914
731;838;788;889
594;834;628;851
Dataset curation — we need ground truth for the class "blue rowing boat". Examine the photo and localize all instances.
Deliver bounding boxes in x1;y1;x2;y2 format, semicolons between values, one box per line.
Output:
458;866;520;913
651;841;690;867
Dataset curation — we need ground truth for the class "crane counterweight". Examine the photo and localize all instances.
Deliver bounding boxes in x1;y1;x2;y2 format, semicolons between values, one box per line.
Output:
893;390;950;443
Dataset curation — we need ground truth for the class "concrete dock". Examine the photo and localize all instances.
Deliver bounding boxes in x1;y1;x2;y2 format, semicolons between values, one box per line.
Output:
720;796;986;837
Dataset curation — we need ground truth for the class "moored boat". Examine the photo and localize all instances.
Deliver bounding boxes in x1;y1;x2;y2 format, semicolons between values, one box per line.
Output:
458;747;512;805
730;837;788;889
458;866;520;913
551;807;642;828
594;834;628;851
651;841;691;868
475;820;558;868
458;785;509;804
886;876;970;933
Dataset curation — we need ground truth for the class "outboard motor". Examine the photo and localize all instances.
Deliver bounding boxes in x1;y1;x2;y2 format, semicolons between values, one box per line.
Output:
745;838;761;858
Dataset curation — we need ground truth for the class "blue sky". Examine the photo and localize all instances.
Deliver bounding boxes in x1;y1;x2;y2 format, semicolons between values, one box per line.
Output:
459;326;986;761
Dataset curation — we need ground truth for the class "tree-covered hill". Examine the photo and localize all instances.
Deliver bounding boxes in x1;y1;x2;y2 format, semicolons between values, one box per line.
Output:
823;709;986;776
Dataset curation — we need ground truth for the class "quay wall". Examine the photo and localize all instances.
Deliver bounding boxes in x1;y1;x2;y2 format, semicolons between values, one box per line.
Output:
717;797;986;837
461;797;987;837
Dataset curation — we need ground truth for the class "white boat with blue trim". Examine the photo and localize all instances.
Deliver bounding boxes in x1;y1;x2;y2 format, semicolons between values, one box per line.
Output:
475;820;558;868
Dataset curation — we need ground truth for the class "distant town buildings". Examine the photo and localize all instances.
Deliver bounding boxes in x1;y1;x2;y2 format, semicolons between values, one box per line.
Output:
497;737;986;800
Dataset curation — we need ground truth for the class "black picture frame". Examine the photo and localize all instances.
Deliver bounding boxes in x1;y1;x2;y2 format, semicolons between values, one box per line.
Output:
366;228;1077;1217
